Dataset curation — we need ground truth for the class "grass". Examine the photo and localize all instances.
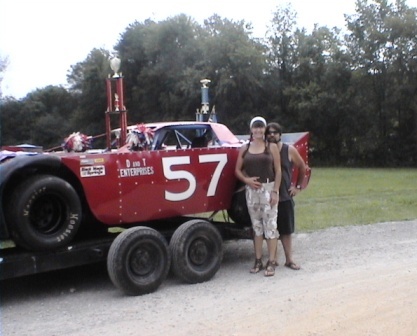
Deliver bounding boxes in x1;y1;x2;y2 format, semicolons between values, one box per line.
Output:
295;168;417;232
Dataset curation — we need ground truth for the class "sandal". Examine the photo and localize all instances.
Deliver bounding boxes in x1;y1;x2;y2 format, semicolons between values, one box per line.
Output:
250;259;263;273
284;262;300;270
264;260;276;277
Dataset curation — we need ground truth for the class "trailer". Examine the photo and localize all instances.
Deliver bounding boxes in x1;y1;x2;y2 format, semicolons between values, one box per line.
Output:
0;217;254;295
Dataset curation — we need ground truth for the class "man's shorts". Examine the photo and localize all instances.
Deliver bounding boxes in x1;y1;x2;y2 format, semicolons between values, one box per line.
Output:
277;200;295;235
245;182;278;239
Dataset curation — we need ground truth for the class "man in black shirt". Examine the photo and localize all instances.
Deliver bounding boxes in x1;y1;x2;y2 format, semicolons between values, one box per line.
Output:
266;122;306;270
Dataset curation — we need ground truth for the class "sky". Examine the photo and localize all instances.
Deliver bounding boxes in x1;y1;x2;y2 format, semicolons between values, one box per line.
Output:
1;0;416;99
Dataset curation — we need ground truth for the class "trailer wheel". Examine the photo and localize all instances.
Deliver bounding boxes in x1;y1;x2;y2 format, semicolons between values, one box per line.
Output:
107;227;171;296
7;175;82;251
170;219;223;284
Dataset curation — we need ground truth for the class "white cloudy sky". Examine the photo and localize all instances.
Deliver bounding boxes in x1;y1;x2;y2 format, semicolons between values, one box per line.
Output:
1;0;416;98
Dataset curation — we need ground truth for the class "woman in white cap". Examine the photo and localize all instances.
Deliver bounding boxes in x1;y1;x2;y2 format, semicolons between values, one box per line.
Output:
235;116;281;276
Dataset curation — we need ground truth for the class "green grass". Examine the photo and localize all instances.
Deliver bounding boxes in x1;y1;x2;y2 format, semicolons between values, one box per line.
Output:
295;168;417;232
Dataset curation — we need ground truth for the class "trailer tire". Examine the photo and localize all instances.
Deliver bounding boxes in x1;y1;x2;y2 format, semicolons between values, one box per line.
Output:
170;220;223;284
7;175;82;251
107;227;171;296
227;186;252;228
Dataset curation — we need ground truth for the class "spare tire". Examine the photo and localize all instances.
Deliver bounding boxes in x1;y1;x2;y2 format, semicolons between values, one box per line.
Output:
7;175;82;251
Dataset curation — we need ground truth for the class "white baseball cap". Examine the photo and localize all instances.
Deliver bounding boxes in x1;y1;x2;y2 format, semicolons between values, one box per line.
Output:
250;116;267;128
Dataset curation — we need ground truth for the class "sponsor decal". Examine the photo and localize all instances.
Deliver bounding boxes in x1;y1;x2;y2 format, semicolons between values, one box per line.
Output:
120;159;155;177
80;159;95;165
80;165;106;177
80;158;105;165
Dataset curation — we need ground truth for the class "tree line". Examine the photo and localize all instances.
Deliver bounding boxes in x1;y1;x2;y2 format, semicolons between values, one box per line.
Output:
1;0;416;167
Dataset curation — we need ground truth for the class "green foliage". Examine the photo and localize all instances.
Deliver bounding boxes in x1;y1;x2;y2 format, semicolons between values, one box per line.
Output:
296;167;417;231
1;1;417;166
115;15;204;123
344;0;417;166
1;86;76;149
201;15;267;131
67;48;110;136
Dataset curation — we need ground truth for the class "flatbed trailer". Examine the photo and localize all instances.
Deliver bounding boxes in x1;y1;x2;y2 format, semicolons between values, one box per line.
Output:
0;217;253;294
0;235;115;281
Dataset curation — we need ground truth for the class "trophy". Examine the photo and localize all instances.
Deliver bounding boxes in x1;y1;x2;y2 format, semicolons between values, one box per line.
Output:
110;56;121;78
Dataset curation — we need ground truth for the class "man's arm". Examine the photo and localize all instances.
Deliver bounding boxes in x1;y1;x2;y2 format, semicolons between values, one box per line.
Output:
289;145;306;195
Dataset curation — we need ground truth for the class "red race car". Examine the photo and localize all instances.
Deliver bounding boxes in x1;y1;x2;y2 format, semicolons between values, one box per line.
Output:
0;121;309;251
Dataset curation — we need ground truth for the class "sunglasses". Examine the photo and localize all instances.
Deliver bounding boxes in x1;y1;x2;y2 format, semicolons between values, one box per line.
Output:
267;131;279;135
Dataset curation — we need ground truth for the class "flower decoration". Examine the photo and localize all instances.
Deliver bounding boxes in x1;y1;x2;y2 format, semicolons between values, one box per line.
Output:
63;132;92;152
126;124;154;151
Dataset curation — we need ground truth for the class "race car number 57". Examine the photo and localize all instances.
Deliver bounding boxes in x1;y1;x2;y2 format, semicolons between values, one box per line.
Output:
162;154;227;201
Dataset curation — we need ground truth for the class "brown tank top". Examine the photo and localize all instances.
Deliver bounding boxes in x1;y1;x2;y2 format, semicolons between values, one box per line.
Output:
243;148;275;183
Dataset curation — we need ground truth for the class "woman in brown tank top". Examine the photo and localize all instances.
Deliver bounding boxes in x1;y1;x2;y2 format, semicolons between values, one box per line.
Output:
235;116;282;276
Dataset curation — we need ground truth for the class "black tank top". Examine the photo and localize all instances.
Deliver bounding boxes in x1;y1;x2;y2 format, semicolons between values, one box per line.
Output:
243;146;275;183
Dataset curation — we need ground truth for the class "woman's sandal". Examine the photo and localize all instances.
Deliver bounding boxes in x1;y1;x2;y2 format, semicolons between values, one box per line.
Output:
250;258;263;273
264;260;276;277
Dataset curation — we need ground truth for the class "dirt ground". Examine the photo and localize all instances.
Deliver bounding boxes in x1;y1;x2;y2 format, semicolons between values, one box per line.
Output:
1;220;417;336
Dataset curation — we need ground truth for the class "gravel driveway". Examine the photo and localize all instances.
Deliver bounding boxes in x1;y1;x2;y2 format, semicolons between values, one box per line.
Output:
1;220;417;336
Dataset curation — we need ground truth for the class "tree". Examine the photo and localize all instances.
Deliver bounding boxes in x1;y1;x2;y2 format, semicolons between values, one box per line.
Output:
115;15;204;123
0;54;9;99
201;14;267;132
0;97;25;146
1;86;77;149
265;5;298;120
67;48;111;140
266;5;354;164
345;0;417;165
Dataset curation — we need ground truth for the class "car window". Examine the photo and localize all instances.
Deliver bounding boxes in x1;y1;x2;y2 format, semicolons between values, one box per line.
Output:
154;125;213;150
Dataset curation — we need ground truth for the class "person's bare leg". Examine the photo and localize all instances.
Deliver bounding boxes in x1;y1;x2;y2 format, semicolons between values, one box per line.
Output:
264;238;278;276
266;238;277;263
254;235;264;259
281;234;300;270
250;235;264;273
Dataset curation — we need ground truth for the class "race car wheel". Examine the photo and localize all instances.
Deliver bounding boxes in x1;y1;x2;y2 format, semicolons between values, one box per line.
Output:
227;186;252;228
170;219;223;284
7;175;82;251
107;227;171;296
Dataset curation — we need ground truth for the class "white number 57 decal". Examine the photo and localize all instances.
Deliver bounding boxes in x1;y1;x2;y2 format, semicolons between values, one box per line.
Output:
162;154;228;201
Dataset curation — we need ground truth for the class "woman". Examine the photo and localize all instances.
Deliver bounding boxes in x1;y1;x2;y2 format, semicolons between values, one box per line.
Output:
235;116;281;276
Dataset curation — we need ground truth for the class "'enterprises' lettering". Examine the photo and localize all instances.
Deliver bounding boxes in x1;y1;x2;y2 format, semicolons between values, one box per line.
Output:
119;166;155;177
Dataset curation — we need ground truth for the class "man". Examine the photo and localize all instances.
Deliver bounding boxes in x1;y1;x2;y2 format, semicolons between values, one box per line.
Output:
266;122;306;270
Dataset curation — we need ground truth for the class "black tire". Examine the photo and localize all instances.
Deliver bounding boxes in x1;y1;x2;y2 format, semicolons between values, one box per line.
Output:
170;220;223;284
107;227;171;296
227;187;252;228
7;175;82;251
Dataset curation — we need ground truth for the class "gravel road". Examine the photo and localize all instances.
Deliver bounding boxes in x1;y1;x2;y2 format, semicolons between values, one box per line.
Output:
1;220;417;336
